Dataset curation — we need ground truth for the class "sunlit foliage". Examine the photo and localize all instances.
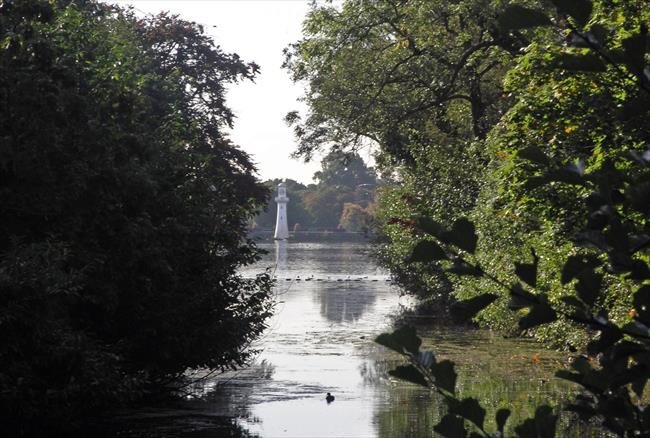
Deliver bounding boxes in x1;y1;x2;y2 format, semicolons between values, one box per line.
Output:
290;0;650;435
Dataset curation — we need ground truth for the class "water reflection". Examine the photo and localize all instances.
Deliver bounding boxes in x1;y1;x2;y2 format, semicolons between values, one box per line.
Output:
226;239;602;437
316;282;377;323
274;240;287;272
370;326;594;436
124;238;603;437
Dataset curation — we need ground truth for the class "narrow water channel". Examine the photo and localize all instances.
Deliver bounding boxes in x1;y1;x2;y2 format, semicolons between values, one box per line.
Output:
107;237;594;437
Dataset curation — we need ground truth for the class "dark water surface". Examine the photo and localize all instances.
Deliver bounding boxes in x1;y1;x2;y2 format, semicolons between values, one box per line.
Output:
109;239;594;437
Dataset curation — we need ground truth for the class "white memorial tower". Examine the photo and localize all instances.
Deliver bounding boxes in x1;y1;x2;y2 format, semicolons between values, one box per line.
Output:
274;182;289;240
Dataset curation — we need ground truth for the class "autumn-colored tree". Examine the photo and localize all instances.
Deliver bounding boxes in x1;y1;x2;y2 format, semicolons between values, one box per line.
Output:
339;203;371;232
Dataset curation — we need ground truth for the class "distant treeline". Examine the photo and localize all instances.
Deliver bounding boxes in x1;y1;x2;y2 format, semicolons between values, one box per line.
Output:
254;151;378;232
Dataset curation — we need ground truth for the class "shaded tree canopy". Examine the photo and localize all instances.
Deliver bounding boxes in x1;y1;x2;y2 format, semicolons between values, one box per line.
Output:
314;150;377;189
283;0;514;165
283;0;517;298
0;0;272;432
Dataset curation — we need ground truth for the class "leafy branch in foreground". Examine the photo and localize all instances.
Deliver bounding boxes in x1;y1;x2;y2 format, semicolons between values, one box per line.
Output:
376;324;557;438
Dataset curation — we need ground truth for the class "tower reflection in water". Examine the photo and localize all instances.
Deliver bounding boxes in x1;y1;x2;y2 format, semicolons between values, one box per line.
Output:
274;239;287;273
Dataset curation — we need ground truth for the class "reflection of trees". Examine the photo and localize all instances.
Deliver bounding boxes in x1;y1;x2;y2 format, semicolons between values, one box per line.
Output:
187;358;276;423
103;362;274;437
370;337;598;438
316;282;377;323
309;243;378;322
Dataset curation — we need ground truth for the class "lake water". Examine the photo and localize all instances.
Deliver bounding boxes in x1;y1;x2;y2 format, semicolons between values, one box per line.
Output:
107;238;599;437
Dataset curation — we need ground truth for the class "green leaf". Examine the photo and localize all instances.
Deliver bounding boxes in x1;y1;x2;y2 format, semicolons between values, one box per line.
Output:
622;30;648;75
509;283;539;310
441;218;478;253
551;0;593;26
514;249;539;288
575;271;603;306
555;53;606;72
375;326;421;355
518;146;549;166
496;408;511;434
633;285;650;325
434;414;467;438
449;398;486;430
416;216;444;237
432;360;457;394
409;240;448;263
498;5;551;31
514;405;557;438
446;260;484;277
561;254;600;284
388;364;428;387
519;303;557;330
628;181;650;214
451;294;498;322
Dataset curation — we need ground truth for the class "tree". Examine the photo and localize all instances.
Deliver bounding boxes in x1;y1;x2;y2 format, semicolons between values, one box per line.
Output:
304;186;353;229
301;151;378;229
339;202;371;232
313;150;376;189
291;0;650;434
376;1;650;436
284;0;515;303
284;0;514;163
0;1;272;432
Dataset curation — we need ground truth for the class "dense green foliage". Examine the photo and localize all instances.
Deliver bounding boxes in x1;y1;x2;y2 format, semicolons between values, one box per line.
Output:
284;0;515;307
0;0;272;433
286;0;648;342
289;0;650;435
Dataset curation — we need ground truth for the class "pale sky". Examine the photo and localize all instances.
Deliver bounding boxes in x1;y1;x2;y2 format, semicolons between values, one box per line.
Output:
112;0;322;184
